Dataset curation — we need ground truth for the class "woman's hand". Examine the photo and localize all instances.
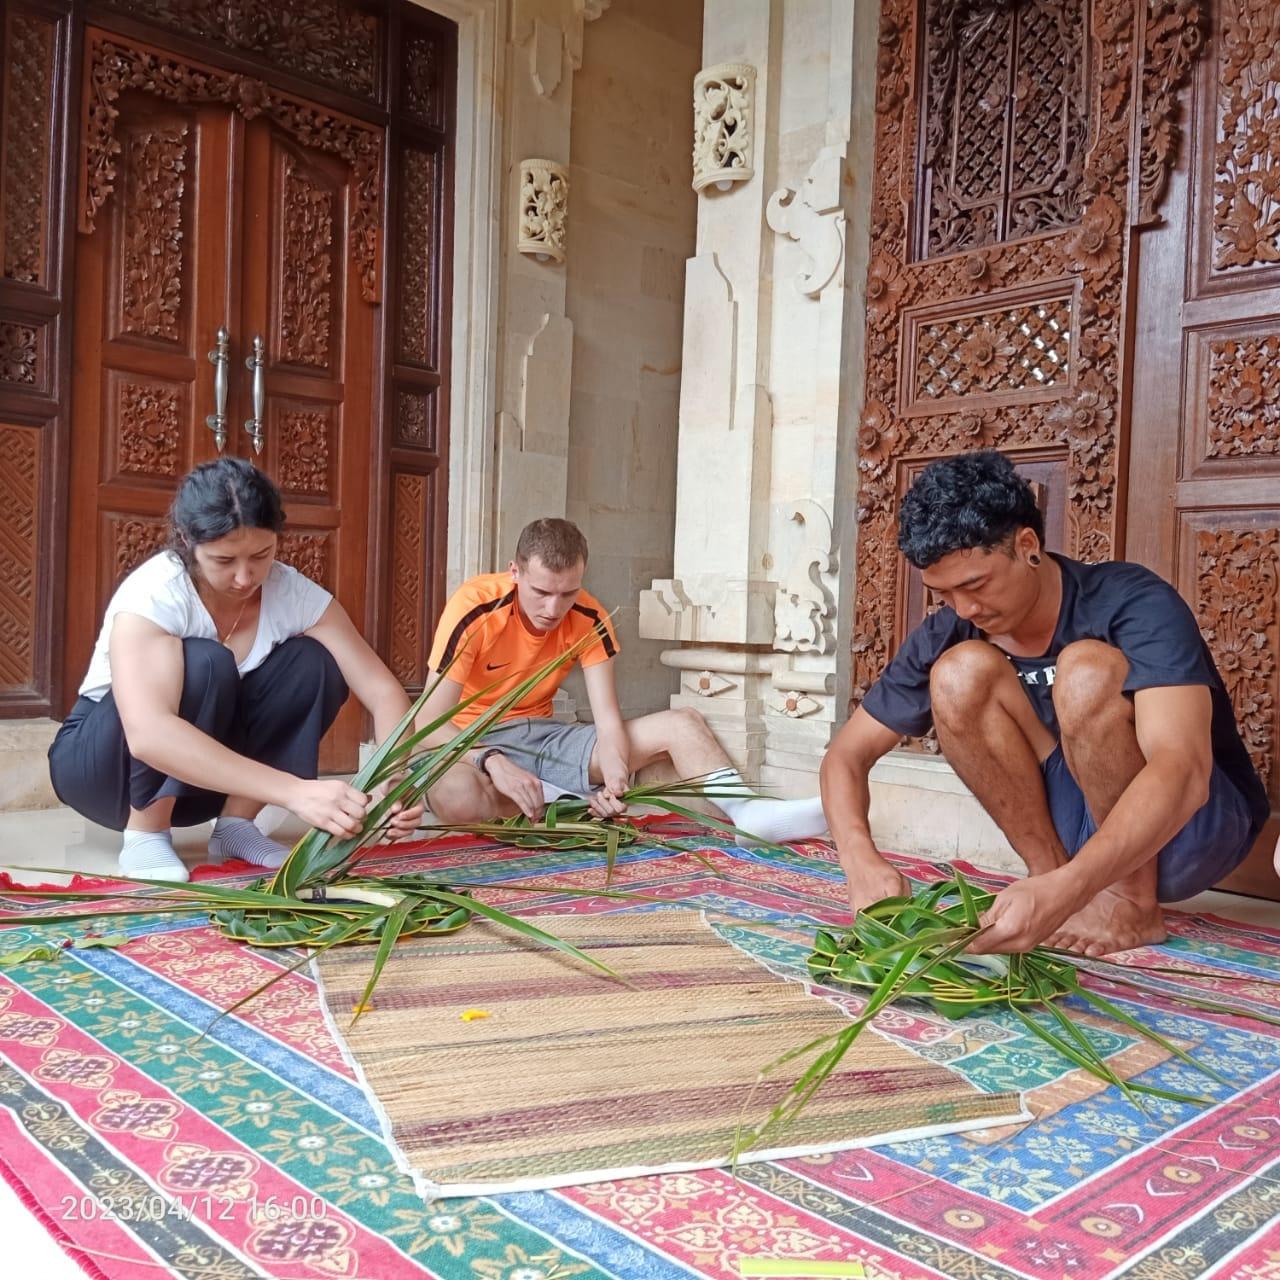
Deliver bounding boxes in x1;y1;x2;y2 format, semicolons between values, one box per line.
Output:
286;778;370;839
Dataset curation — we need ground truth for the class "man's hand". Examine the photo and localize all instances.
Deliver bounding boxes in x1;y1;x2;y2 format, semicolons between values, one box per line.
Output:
842;846;910;917
969;867;1086;954
588;787;627;819
483;754;545;821
372;778;425;841
287;778;371;839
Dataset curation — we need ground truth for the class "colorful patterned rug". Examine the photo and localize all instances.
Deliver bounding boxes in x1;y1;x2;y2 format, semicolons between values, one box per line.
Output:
1;823;1279;1280
313;910;1024;1196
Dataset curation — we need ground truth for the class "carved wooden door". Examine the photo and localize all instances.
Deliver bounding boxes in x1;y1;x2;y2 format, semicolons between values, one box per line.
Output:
1127;0;1280;897
65;30;385;772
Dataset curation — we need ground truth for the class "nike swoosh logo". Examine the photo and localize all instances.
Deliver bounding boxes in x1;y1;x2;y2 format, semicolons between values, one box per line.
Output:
485;662;510;671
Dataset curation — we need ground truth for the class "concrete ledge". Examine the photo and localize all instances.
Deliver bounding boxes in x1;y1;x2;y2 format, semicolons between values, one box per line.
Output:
0;718;60;811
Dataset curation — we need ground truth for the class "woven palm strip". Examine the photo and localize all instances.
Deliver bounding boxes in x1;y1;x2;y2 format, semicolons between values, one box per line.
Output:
315;911;1024;1193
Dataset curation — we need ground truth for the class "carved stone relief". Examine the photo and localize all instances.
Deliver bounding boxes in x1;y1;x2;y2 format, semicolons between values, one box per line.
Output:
775;502;837;655
852;0;1204;710
770;690;821;719
2;12;54;285
1194;527;1278;791
692;64;754;194
116;381;181;478
121;127;187;343
518;159;569;262
279;157;333;369
389;473;428;685
81;33;383;302
685;670;735;698
399;148;437;365
1212;0;1280;271
0;425;39;689
766;152;846;298
0;322;38;386
276;411;330;497
278;531;333;591
95;0;380;100
1206;335;1280;457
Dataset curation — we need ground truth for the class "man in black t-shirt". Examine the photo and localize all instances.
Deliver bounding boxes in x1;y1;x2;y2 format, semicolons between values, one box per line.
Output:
820;451;1267;956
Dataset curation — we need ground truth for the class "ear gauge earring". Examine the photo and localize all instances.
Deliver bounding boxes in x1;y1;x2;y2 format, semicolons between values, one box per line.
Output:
1028;553;1042;567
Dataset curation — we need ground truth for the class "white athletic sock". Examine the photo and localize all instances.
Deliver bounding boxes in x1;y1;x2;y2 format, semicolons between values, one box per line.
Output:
704;767;829;847
208;816;290;869
119;830;189;882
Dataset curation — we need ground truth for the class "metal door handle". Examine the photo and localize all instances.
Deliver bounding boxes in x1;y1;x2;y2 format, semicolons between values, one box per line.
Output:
244;334;266;454
206;327;230;450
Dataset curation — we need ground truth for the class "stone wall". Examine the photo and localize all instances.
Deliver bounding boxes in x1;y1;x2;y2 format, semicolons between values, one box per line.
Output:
562;0;701;718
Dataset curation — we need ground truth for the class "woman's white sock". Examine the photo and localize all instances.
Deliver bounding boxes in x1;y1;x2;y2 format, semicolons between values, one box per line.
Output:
119;830;189;882
704;766;829;847
209;816;290;869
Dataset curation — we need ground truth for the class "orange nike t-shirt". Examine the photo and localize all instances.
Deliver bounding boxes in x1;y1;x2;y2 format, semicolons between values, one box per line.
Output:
427;572;619;727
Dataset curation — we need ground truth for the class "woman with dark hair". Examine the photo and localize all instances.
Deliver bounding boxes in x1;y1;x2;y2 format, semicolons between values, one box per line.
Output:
50;457;422;881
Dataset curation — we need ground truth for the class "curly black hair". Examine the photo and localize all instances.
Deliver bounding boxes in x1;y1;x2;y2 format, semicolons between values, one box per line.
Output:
166;457;285;569
897;450;1044;569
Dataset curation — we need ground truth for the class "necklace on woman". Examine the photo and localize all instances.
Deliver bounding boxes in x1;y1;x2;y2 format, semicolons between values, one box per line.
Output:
219;597;250;645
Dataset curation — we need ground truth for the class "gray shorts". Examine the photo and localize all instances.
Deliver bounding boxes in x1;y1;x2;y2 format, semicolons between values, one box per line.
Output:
477;717;598;796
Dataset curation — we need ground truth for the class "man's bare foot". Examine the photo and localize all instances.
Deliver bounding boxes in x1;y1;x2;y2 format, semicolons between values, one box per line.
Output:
845;864;911;917
1046;886;1166;956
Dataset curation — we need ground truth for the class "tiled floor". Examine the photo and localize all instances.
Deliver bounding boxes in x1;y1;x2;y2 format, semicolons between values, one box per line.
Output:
1;803;1278;1278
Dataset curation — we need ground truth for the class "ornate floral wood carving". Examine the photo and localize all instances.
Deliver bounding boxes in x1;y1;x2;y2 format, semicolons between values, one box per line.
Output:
398;148;436;365
278;531;333;590
81;32;382;302
2;12;54;285
0;322;38;386
1195;527;1278;792
111;516;168;580
277;411;330;496
396;392;432;449
279;157;333;368
1213;0;1280;270
1205;335;1280;457
95;0;379;101
403;34;444;131
518;159;569;263
918;0;1088;257
851;0;1196;710
1135;0;1205;226
121;128;187;342
0;425;39;690
692;63;755;194
389;473;427;685
116;381;181;477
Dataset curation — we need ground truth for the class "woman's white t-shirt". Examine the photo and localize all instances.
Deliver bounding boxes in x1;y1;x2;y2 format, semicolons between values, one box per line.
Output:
79;552;333;701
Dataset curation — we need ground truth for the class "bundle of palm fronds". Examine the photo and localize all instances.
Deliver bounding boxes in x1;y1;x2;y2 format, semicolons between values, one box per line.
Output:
421;775;751;883
732;870;1280;1159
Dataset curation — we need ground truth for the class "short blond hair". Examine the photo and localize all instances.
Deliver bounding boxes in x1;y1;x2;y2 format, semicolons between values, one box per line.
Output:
515;518;588;571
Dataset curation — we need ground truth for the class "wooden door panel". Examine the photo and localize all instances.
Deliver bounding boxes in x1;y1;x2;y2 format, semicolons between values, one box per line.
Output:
1127;0;1280;898
241;121;376;771
65;93;234;700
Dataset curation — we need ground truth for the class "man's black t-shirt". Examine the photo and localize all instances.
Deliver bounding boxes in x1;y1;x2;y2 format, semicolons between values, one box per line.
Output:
861;553;1269;839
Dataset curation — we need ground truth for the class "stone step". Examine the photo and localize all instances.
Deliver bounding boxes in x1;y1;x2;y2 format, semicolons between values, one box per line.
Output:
0;718;60;812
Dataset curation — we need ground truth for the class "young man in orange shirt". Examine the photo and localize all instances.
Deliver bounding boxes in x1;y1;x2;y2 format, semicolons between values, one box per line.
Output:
419;518;828;843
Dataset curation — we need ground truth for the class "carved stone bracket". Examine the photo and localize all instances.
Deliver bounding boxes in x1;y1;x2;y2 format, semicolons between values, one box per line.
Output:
1134;0;1205;227
518;159;569;262
769;690;821;719
692;63;755;194
774;501;837;654
766;151;846;297
80;32;383;301
685;670;736;698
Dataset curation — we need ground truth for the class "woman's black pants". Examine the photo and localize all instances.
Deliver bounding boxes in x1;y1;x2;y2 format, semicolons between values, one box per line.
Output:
48;637;348;831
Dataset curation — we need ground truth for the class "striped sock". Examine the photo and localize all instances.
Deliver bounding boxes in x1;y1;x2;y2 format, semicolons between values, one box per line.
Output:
209;816;290;869
119;830;189;882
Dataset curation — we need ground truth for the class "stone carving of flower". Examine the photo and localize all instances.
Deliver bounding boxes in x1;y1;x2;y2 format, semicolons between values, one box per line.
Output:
865;253;905;322
957;325;1015;380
